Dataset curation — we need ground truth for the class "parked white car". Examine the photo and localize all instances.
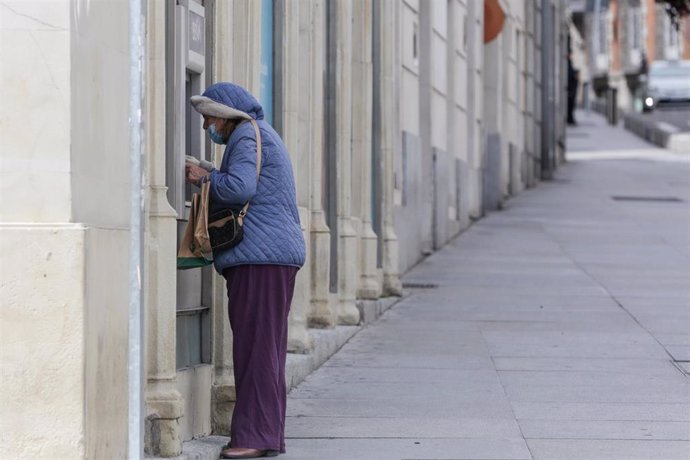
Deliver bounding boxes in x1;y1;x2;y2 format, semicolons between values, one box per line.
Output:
643;60;690;112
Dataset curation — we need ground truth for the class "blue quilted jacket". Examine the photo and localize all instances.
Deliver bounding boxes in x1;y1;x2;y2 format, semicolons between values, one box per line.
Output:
203;83;305;272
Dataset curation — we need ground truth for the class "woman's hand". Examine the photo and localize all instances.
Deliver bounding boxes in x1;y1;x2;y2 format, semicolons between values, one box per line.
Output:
185;163;210;186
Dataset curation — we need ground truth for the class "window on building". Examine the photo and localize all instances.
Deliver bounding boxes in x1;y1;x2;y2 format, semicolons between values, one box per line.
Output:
630;7;642;49
598;12;609;55
668;20;679;48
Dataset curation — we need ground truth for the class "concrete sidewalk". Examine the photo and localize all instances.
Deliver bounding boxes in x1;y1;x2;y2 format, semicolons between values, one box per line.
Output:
282;112;690;460
587;100;690;152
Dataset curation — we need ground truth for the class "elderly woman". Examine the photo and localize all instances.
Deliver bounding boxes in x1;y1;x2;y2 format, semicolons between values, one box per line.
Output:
185;82;305;459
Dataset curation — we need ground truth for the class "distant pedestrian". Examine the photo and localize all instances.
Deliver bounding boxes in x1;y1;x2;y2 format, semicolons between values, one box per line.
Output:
185;82;305;459
567;54;579;125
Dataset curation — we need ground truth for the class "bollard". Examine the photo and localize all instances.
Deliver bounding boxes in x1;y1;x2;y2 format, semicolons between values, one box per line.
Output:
583;81;590;113
606;87;618;125
605;89;610;123
604;91;608;121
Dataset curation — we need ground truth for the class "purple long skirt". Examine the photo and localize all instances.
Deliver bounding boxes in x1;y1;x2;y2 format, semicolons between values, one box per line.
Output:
223;264;298;453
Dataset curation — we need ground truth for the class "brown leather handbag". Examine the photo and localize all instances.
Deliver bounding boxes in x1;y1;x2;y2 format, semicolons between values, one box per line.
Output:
207;119;262;252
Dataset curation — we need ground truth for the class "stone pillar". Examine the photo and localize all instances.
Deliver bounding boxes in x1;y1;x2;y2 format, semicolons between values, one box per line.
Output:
210;276;234;435
533;0;543;183
143;2;185;456
352;0;381;300
307;0;338;328
280;0;313;352
522;2;535;189
227;0;261;95
208;0;233;437
500;15;513;199
0;3;78;456
445;0;461;236
482;6;505;212
466;0;485;218
418;0;435;254
208;0;258;436
334;0;361;325
378;0;402;296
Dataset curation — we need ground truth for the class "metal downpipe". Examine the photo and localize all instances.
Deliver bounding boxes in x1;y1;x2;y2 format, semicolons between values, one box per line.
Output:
128;0;145;457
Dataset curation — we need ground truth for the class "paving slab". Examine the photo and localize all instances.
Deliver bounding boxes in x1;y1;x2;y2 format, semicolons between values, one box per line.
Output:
301;367;502;386
482;330;662;346
519;420;690;440
606;287;690;299
665;345;690;361
497;370;687;386
403;292;619;308
281;438;533;460
492;357;678;373
526;439;690;460
655;333;690;346
633;317;690;335
502;383;689;404
623;305;690;317
487;342;670;359
287;397;517;419
511;402;690;422
322;353;496;370
289;381;508;403
285;416;523;439
427;310;637;324
477;319;644;334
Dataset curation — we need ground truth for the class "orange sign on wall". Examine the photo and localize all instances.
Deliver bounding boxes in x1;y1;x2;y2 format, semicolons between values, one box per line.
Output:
484;0;505;43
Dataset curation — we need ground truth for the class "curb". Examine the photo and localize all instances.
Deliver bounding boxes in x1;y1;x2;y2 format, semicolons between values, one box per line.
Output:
148;296;401;460
356;296;400;325
623;111;690;153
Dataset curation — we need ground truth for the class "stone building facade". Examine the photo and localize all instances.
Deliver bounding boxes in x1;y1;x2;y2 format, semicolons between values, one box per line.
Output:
577;0;689;111
0;1;567;458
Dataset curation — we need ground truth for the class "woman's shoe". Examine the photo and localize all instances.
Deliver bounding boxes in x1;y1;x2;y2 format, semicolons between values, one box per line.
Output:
220;447;279;459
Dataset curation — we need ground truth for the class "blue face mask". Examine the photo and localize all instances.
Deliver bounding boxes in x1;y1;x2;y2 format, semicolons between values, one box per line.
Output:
208;124;226;145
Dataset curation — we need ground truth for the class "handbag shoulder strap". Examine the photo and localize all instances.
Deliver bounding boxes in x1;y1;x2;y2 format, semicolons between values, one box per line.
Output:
239;119;262;218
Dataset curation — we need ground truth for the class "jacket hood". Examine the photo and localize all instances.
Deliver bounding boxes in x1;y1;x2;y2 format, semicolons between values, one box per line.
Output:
190;82;265;121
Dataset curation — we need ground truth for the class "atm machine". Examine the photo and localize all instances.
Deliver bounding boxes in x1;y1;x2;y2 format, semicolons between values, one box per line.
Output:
166;0;214;439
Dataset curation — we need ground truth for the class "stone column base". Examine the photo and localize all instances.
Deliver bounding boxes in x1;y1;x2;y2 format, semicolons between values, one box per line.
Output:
309;211;336;328
358;226;382;300
145;392;184;457
288;207;313;353
288;325;313;354
211;383;236;436
308;297;336;329
336;217;361;325
382;226;402;297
